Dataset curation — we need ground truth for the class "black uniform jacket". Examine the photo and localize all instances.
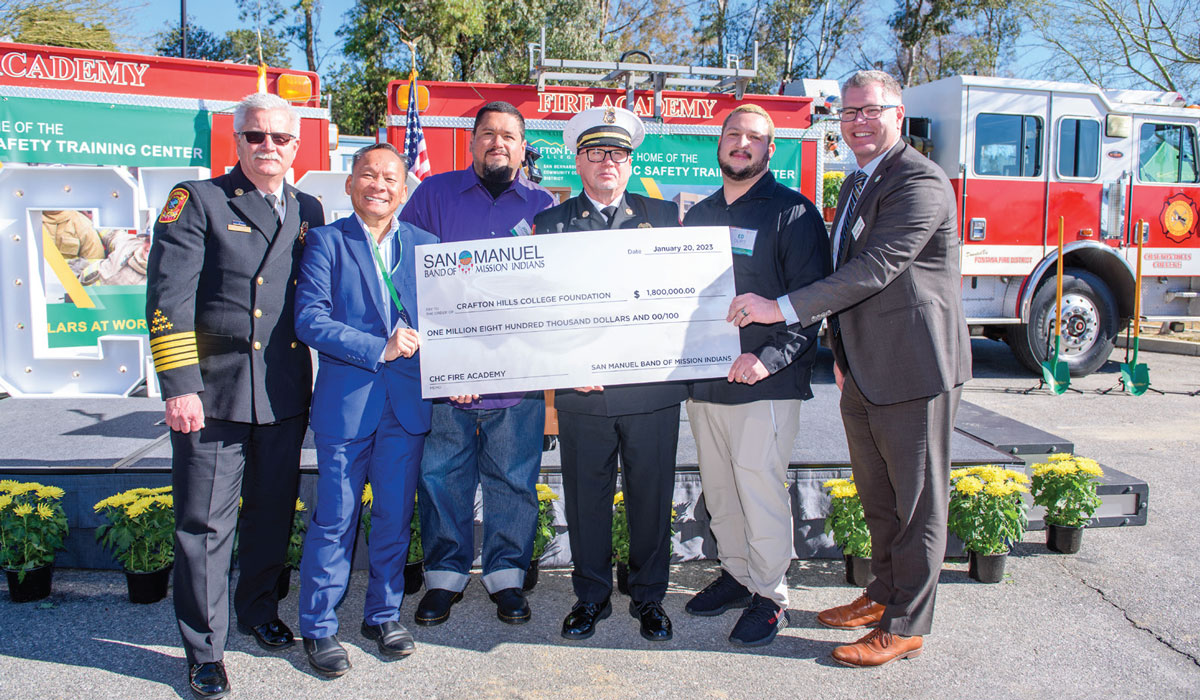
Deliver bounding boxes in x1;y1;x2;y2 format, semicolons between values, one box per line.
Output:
683;171;831;404
533;191;690;417
145;163;325;423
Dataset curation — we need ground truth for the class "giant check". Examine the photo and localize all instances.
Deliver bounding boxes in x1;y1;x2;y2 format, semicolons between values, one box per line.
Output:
416;226;742;398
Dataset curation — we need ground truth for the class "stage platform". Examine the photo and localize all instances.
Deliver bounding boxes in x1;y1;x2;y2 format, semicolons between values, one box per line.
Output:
0;383;1148;569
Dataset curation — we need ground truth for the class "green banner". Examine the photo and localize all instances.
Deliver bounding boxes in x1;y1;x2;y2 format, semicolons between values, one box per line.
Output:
46;286;146;349
526;130;804;201
0;96;210;166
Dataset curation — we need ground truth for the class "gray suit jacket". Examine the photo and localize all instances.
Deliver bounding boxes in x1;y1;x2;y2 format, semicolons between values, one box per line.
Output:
787;142;971;405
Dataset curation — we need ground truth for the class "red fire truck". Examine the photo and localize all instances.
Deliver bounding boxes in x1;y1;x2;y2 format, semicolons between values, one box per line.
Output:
0;41;331;397
391;70;1200;379
903;75;1200;376
384;79;823;211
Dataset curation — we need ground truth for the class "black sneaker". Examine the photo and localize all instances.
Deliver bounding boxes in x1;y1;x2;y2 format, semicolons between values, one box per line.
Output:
728;594;788;647
684;570;752;617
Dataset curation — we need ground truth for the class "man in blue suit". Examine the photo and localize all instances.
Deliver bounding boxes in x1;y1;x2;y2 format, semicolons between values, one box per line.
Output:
294;143;436;677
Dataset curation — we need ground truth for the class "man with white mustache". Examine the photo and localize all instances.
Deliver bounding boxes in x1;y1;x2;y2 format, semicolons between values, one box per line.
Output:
145;92;325;699
294;143;435;677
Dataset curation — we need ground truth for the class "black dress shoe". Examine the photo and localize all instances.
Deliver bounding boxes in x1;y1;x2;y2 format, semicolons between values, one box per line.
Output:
187;661;229;700
415;588;464;626
561;598;611;640
361;620;416;659
490;587;531;624
629;599;673;641
303;636;351;678
236;618;295;651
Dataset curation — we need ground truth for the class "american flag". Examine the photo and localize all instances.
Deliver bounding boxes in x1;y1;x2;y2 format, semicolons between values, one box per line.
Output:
404;75;431;180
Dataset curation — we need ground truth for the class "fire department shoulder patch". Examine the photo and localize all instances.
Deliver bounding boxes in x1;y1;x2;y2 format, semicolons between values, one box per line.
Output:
158;188;190;224
1160;193;1196;244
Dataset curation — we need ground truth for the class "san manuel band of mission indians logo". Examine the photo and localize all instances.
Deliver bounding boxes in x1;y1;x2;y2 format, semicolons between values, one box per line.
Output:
425;243;546;276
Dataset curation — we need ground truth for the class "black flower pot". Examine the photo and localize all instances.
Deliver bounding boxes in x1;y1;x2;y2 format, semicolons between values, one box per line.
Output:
967;551;1007;583
126;566;172;604
403;560;424;596
843;555;875;588
6;564;54;603
275;566;292;601
616;561;630;595
523;558;540;592
1046;524;1084;554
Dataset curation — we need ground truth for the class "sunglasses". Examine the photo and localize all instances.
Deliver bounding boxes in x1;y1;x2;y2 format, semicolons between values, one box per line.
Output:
238;130;297;146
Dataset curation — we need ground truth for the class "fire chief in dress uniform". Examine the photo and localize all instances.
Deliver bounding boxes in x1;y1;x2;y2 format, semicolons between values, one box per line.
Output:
145;92;324;700
533;107;687;643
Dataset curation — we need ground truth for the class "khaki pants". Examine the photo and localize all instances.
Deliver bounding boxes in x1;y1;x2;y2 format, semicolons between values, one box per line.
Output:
687;398;801;607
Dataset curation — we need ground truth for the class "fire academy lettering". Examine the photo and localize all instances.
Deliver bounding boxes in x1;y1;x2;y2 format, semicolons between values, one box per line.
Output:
0;51;148;88
537;92;717;120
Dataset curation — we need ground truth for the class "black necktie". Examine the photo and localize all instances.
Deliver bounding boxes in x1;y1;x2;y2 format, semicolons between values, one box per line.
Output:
264;193;281;227
835;171;867;270
601;205;617;225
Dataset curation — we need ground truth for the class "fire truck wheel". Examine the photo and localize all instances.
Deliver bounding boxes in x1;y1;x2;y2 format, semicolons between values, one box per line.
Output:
1007;267;1119;378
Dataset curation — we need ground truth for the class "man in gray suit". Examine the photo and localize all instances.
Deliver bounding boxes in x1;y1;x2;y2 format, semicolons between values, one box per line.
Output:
730;70;971;667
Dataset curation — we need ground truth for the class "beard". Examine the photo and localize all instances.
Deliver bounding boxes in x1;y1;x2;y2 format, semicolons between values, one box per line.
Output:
719;150;769;181
480;161;516;183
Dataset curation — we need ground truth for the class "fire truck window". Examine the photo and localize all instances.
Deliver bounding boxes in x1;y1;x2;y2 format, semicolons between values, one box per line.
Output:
975;113;1043;177
1057;118;1100;179
1138;123;1200;183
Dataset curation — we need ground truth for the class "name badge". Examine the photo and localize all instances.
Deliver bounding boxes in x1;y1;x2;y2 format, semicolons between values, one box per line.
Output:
511;218;533;237
227;221;252;233
730;227;758;256
850;217;865;241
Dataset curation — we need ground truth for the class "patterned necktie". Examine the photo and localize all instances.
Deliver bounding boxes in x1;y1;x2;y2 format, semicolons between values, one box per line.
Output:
601;205;617;225
828;171;867;339
834;171;867;269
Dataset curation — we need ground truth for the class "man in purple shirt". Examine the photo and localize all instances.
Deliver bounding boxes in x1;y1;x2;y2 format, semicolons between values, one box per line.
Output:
398;101;556;627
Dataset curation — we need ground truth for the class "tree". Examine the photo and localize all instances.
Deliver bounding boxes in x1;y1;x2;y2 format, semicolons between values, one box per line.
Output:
328;0;603;134
1029;0;1200;97
887;0;964;86
4;1;119;51
603;0;697;64
288;0;322;73
221;28;290;66
153;18;224;60
153;20;288;66
762;0;865;81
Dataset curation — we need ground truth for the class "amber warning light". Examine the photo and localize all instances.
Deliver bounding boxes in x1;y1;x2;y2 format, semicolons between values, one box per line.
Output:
277;73;313;102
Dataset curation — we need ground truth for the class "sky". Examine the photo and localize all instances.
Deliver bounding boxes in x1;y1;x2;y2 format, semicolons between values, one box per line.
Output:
127;0;356;71
122;1;1064;92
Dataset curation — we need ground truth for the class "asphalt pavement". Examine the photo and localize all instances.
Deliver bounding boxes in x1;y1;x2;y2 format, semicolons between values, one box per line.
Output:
1;338;1197;699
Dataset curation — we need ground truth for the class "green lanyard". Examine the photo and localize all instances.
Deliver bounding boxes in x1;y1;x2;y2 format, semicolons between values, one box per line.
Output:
365;228;406;324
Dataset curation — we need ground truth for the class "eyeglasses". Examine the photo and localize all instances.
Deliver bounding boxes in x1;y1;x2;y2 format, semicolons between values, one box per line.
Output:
581;148;630;163
837;105;899;122
238;130;297;146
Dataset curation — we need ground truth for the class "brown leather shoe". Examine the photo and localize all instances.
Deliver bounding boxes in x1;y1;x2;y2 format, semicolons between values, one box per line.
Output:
831;628;923;668
817;591;885;630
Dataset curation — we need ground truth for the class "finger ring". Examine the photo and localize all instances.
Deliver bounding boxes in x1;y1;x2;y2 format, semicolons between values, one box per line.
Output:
741;373;748;379
741;308;749;317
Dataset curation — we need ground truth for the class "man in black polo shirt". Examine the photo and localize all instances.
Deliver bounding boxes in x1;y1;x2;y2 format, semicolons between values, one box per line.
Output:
681;104;830;647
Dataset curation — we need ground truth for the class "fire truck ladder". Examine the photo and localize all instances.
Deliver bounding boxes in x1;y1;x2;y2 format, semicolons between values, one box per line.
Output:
527;27;758;120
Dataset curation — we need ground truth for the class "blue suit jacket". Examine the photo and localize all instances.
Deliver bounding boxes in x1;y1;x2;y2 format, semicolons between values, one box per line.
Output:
295;215;437;439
